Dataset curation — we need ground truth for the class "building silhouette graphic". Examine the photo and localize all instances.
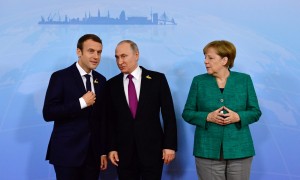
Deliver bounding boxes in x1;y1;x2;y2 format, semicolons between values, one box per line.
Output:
39;10;176;25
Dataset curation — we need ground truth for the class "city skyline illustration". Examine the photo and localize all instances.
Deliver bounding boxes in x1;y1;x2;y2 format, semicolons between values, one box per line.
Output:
39;9;177;25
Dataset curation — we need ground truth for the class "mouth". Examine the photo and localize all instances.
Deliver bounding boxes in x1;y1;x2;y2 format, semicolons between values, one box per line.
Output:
90;61;99;65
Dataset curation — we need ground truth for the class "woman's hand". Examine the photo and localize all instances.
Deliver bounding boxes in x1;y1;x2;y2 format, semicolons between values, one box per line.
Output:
221;106;240;125
207;107;226;125
207;106;240;125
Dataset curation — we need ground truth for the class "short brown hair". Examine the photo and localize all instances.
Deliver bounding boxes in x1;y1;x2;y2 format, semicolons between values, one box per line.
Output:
203;40;236;69
77;34;102;51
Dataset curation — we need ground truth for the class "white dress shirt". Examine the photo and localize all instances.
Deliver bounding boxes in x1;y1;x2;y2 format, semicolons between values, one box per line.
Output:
123;66;142;105
76;62;95;109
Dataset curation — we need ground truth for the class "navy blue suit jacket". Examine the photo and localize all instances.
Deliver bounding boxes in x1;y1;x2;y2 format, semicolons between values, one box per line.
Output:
43;63;106;167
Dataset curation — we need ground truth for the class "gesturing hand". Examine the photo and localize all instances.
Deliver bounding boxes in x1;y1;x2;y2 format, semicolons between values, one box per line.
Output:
82;91;96;106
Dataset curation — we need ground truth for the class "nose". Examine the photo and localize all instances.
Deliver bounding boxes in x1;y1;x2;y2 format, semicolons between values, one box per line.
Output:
116;57;123;65
94;52;100;59
204;58;208;64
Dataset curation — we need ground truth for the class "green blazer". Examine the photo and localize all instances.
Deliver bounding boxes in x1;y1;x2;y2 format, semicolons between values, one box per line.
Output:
182;71;261;159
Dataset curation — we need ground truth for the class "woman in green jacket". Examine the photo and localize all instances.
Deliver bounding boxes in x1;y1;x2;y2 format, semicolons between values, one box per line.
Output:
182;40;261;180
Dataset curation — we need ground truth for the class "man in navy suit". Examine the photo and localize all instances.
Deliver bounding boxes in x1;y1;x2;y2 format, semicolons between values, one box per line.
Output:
43;34;107;180
107;40;177;180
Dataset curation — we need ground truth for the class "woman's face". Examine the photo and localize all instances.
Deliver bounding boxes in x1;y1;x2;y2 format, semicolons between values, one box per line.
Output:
204;47;227;75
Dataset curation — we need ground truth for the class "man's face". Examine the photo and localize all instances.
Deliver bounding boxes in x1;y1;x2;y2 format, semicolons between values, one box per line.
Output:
77;39;102;73
115;42;139;74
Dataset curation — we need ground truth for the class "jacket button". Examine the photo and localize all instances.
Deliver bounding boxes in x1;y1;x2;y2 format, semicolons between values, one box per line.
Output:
220;99;224;102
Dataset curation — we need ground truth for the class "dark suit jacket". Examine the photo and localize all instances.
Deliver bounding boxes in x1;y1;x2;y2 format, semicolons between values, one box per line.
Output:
106;66;177;167
43;63;106;167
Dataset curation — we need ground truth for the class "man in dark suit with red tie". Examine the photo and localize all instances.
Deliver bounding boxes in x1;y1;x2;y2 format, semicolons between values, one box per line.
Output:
107;40;177;180
43;34;107;180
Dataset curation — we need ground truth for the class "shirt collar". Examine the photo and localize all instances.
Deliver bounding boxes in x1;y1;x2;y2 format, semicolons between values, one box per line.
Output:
124;66;142;80
76;62;93;77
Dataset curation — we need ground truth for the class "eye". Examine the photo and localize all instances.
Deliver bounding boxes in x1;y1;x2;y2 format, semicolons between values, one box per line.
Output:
205;56;213;60
88;49;95;53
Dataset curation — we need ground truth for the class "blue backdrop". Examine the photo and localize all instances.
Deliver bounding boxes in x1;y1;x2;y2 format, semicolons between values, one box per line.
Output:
1;0;300;179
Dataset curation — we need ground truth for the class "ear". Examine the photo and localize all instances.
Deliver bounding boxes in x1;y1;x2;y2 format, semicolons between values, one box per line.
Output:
76;48;82;58
135;52;139;61
222;57;228;65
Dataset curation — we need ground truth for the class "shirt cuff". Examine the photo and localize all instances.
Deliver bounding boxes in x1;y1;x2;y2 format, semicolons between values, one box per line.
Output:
79;97;87;109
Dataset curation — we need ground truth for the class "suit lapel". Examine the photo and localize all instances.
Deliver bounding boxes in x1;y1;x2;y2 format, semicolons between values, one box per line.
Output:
114;73;131;114
92;71;99;94
70;63;86;94
136;67;151;118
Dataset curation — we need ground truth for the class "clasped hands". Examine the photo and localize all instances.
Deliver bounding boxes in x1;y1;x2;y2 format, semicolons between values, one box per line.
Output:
207;106;240;125
108;149;175;166
82;91;96;106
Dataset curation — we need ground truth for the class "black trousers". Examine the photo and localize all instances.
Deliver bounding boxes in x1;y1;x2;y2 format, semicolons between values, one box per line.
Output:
54;144;99;180
117;147;163;180
54;164;99;180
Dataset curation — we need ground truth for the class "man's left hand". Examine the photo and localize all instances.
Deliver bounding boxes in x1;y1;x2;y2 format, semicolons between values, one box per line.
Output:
162;149;175;165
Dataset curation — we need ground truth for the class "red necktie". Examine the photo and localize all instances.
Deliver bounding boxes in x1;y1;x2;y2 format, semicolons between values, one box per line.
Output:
127;74;138;118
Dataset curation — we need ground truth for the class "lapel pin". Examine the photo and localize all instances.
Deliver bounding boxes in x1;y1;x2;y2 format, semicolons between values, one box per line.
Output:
94;79;98;84
146;75;152;79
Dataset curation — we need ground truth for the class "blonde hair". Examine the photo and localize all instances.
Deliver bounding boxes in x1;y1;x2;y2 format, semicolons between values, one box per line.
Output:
203;40;236;69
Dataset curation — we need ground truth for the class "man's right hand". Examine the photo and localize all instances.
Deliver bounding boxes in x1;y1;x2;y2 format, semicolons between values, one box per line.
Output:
108;151;119;166
82;91;96;106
